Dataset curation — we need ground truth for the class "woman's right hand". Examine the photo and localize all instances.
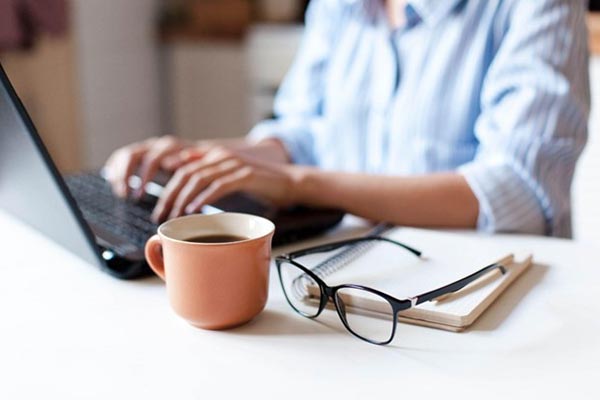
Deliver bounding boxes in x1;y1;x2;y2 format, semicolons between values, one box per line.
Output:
103;135;190;198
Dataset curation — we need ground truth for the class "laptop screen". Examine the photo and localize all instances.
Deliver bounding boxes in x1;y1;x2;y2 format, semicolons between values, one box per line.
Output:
0;64;104;271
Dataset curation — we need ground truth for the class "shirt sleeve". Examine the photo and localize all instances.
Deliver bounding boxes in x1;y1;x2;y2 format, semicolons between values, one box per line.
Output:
248;0;340;165
458;0;590;237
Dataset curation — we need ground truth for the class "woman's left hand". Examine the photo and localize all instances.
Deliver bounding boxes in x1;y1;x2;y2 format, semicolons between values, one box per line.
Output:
151;146;302;222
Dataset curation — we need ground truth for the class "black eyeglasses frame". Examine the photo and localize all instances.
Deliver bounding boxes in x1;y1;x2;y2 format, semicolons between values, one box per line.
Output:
275;236;506;345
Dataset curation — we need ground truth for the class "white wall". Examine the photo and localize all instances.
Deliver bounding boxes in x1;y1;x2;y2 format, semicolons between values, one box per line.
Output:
72;0;163;168
573;58;600;244
166;42;249;140
246;24;303;125
165;24;304;141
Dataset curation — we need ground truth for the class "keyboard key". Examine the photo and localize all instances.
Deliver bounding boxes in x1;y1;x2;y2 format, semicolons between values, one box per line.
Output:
65;173;158;248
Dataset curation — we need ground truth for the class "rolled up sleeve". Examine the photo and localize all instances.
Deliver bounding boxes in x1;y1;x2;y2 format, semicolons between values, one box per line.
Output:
248;118;317;166
248;0;340;166
459;162;546;235
459;0;590;237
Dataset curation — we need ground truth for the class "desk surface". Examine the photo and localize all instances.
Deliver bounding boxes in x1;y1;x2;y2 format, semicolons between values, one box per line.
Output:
1;210;598;399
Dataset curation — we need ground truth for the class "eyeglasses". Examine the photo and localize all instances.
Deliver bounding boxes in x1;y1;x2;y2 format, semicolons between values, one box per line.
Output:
275;236;506;345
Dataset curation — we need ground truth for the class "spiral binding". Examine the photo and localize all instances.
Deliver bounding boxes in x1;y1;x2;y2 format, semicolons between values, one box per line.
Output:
311;223;394;279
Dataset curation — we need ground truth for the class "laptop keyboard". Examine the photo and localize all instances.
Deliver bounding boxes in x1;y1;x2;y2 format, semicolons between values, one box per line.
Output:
65;172;158;250
65;172;345;253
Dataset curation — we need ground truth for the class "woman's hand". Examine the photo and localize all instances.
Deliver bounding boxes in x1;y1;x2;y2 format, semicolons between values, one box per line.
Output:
104;136;290;200
103;135;191;198
151;146;302;223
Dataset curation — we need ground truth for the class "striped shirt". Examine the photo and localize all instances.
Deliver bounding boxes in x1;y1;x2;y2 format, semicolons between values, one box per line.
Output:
249;0;590;237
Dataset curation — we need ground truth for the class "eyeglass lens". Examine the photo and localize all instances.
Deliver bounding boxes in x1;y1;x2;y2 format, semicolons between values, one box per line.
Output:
278;260;322;318
278;260;397;344
334;287;396;344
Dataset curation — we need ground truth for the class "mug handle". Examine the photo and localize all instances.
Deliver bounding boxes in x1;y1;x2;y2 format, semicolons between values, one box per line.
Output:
145;235;166;281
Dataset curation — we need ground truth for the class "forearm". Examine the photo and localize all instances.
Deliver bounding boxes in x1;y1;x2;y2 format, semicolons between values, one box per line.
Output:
293;168;479;229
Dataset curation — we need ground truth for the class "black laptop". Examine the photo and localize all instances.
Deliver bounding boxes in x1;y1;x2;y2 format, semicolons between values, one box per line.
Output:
0;64;344;279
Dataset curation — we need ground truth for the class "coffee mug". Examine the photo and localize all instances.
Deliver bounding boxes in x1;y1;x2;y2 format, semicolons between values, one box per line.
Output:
145;213;275;330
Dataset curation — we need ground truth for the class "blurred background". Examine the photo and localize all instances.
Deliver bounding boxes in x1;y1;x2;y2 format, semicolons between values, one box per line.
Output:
0;0;309;172
0;0;598;243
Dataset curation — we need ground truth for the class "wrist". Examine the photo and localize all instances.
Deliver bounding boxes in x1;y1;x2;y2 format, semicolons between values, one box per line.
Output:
248;138;291;164
287;165;316;205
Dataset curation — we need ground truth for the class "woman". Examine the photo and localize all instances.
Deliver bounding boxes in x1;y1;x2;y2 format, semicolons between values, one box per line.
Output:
104;0;590;237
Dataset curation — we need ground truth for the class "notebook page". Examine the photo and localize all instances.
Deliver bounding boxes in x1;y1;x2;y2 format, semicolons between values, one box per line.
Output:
306;228;532;327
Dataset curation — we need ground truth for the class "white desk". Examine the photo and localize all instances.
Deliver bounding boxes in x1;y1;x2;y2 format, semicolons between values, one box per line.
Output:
1;209;598;399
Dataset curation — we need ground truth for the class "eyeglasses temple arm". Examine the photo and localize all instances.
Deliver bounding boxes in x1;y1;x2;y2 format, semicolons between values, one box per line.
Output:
282;236;422;260
413;263;507;305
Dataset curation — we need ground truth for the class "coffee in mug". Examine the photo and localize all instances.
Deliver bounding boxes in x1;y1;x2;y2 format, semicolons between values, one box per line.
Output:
145;213;275;330
183;234;248;243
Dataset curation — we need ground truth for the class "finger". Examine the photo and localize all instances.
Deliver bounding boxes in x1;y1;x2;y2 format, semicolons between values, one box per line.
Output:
106;146;147;197
161;148;207;171
151;160;204;222
103;156;122;194
168;159;243;219
137;140;182;197
185;167;253;214
160;146;232;178
152;150;239;221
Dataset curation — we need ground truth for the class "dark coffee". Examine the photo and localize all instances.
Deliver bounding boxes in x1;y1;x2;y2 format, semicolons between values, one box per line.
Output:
184;234;248;243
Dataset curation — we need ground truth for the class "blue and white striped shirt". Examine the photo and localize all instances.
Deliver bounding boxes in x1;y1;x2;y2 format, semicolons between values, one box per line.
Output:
249;0;590;237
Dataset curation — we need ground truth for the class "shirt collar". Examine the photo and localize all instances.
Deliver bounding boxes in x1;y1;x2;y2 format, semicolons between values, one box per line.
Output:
343;0;465;27
409;0;464;26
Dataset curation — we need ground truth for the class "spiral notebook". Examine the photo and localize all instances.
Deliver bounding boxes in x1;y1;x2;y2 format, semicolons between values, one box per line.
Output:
303;227;533;332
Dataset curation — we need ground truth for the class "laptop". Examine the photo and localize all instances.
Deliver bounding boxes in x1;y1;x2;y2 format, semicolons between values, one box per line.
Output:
0;64;344;279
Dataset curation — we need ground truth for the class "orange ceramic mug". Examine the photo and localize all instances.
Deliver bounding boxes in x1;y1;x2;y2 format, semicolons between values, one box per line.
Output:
145;213;275;330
